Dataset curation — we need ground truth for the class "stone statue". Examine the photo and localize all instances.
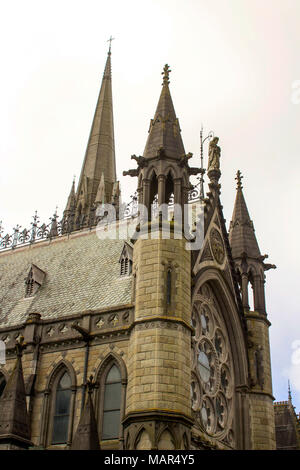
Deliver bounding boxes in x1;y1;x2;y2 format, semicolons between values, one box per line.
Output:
207;137;221;172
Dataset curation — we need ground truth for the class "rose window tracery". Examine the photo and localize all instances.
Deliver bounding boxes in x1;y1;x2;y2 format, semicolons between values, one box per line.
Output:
191;283;235;446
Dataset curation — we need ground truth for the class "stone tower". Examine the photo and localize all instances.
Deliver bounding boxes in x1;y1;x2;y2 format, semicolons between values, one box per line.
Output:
0;54;280;451
229;170;276;449
122;65;198;450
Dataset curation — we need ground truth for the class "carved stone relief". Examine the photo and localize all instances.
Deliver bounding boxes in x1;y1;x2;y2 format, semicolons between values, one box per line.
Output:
209;228;225;265
191;283;235;447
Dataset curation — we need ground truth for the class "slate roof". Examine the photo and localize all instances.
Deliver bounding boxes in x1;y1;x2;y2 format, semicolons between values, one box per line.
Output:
0;230;132;328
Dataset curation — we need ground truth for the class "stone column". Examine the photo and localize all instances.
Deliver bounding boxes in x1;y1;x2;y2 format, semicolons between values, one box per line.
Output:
158;175;166;206
245;311;275;449
241;274;250;311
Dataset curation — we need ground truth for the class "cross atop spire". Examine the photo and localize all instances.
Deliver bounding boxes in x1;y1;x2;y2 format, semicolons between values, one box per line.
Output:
235;170;243;190
162;64;171;86
107;35;115;54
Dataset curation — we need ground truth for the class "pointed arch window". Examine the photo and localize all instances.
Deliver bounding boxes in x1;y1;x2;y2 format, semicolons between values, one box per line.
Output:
25;264;46;298
167;269;172;305
52;371;72;444
0;373;6;398
119;243;133;276
102;365;122;440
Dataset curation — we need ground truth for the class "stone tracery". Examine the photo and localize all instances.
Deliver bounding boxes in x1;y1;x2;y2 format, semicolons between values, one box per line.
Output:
191;283;235;446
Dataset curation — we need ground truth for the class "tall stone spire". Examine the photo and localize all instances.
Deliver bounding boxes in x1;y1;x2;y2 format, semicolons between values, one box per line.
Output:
229;171;276;314
143;64;185;159
75;47;117;219
229;170;261;259
0;337;32;449
64;177;76;213
123;64;200;223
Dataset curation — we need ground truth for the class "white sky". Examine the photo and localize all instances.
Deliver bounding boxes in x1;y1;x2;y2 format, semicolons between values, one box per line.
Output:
0;0;299;411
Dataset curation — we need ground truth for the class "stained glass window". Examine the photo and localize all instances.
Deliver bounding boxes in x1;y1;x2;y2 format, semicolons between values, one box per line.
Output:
52;372;71;444
102;365;121;440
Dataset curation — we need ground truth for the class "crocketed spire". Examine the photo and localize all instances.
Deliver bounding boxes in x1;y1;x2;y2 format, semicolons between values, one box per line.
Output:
143;64;185;160
229;170;261;259
0;337;32;448
71;375;100;450
74;46;117;216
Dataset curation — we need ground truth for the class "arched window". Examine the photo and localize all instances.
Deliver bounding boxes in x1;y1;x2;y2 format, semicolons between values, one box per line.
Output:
0;373;6;398
165;172;174;204
52;371;72;445
102;365;122;440
167;269;172;305
119;243;133;276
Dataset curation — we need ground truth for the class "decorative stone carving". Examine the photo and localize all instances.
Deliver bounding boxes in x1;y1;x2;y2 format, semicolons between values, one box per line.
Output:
96;318;104;329
47;327;55;337
108;314;119;326
210;228;225;265
191;282;235;447
2;335;10;344
60;324;69;334
207;137;221;172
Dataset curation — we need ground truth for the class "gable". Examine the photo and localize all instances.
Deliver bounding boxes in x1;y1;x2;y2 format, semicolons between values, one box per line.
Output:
193;203;243;318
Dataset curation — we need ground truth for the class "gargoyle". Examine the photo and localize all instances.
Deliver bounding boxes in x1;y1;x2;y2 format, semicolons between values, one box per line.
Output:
131;154;147;168
179;152;193;166
188;167;202;175
123;169;139;177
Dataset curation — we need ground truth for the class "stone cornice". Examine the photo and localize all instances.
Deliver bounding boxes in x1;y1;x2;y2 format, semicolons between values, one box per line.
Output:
129;315;193;334
123;409;194;427
244;311;271;327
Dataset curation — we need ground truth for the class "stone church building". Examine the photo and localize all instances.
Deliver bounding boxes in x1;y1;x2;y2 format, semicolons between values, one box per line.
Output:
0;47;278;450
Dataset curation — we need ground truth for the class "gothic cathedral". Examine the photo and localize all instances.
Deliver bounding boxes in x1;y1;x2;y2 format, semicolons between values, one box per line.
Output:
0;48;277;450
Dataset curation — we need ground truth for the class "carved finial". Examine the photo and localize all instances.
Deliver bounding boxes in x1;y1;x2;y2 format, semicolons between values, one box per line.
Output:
15;335;26;357
107;35;115;54
162;64;171;85
235;170;243;190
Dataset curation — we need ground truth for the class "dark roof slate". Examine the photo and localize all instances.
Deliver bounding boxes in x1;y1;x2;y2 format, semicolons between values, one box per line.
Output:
0;231;132;327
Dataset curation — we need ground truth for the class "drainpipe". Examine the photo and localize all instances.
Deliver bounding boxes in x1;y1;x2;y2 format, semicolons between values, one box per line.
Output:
71;323;92;411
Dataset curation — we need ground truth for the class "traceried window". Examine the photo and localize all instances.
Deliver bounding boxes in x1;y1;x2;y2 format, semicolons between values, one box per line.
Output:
166;269;172;305
191;283;235;448
119;243;133;276
102;365;122;440
52;372;72;444
0;373;6;398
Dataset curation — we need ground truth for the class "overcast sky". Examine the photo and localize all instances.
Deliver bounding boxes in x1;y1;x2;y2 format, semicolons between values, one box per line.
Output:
0;0;299;411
